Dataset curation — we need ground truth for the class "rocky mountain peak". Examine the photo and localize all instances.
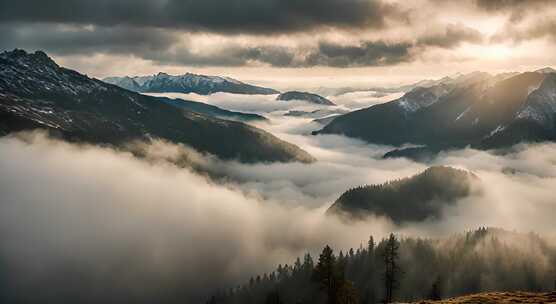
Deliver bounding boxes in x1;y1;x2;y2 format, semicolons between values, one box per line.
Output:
0;49;58;68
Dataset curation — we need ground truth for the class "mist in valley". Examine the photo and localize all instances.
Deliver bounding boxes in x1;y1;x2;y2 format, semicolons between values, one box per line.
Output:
1;90;556;302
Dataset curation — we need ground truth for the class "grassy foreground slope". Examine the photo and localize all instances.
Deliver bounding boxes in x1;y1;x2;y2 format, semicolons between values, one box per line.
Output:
413;291;556;304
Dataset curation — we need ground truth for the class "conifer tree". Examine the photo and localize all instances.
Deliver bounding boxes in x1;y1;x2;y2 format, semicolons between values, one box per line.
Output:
382;234;401;303
314;245;339;304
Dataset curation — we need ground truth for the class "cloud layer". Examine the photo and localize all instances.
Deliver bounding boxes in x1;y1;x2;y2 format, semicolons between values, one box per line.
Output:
3;0;555;74
0;0;398;34
1;122;556;302
0;133;394;303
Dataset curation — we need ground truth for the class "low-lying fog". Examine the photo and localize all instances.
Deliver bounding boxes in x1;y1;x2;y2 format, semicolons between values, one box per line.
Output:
1;90;555;302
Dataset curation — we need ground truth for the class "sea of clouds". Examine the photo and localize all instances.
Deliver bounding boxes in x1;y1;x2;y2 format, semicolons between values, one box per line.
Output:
1;91;555;302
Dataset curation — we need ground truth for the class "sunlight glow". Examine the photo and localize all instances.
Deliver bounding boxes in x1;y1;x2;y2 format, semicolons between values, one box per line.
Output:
462;44;515;61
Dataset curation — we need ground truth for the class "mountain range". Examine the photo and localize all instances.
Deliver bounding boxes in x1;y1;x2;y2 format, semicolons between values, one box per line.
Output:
0;49;314;163
104;72;279;95
327;166;477;223
315;69;556;156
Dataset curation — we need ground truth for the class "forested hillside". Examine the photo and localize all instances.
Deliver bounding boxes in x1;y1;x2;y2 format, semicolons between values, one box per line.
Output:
328;166;477;223
208;228;556;304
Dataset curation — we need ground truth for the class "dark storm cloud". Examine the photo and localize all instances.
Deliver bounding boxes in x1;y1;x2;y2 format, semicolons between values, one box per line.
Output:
0;24;176;56
0;0;400;34
474;0;553;22
305;41;413;67
0;22;482;68
299;25;483;68
492;19;556;44
0;0;494;68
417;24;484;48
149;42;419;69
0;22;485;68
147;46;297;67
0;23;297;67
475;0;552;11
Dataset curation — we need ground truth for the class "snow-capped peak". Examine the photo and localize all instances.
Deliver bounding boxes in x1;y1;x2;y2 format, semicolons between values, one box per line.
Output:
103;71;278;95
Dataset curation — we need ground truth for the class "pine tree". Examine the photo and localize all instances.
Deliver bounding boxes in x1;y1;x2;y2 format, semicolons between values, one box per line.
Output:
294;257;303;274
314;245;339;304
265;290;283;304
368;236;375;254
366;235;377;304
206;295;217;304
303;253;314;279
428;278;441;301
382;233;401;303
337;280;359;304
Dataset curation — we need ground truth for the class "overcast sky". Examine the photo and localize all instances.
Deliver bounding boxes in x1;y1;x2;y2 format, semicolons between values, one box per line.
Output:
1;0;556;88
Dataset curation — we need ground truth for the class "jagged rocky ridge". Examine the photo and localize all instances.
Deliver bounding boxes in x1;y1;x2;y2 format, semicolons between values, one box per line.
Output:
0;49;314;163
315;70;556;155
104;72;279;95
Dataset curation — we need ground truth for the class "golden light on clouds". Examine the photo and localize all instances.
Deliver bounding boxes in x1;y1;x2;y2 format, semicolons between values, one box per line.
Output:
462;44;514;61
11;0;553;88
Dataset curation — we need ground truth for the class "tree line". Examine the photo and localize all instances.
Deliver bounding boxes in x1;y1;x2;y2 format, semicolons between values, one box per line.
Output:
207;228;556;304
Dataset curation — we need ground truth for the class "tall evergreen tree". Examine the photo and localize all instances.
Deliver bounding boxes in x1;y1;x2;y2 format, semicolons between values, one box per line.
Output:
265;290;283;304
314;245;340;304
368;236;375;254
382;233;401;303
428;278;442;301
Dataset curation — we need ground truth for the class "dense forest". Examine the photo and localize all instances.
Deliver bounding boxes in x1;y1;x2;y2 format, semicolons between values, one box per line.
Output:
328;166;477;223
208;228;556;304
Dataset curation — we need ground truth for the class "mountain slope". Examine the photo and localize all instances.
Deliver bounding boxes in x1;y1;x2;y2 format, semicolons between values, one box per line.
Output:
277;91;336;105
481;73;556;148
327;166;477;223
0;49;314;163
157;97;266;122
104;72;279;95
315;71;556;150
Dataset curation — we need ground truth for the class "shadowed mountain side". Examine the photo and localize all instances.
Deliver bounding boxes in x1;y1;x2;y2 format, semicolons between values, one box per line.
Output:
158;97;266;122
314;71;556;152
327;166;478;223
0;49;314;163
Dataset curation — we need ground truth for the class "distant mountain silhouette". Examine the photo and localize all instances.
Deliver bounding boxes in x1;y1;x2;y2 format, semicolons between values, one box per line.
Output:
104;73;279;95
